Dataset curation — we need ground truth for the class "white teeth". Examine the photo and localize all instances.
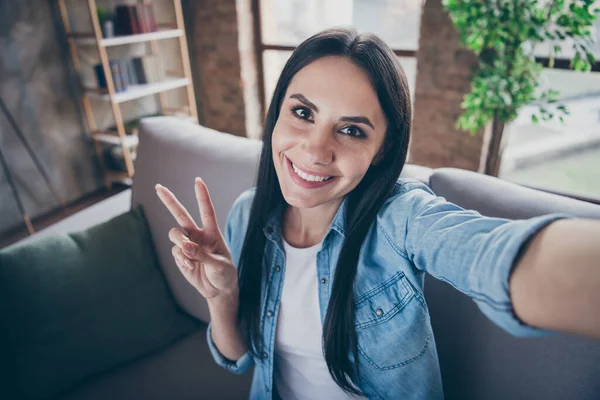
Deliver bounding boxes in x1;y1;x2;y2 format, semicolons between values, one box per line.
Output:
291;162;331;182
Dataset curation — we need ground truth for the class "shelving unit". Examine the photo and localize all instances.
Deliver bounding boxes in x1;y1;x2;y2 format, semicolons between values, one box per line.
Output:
57;0;198;189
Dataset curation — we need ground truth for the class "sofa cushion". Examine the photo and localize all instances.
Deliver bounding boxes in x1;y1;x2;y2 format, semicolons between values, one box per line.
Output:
0;205;201;400
61;326;252;400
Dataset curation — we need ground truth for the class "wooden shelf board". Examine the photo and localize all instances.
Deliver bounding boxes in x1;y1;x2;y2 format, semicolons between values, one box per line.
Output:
94;133;139;146
74;29;183;46
106;170;133;186
88;77;190;103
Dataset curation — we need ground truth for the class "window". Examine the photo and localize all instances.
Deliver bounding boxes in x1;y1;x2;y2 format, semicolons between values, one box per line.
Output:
499;18;600;202
256;0;423;111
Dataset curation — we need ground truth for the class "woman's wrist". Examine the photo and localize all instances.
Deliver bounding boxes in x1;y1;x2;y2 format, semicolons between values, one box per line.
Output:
207;290;239;319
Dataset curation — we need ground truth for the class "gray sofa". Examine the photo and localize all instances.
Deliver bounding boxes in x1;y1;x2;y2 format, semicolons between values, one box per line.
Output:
15;117;600;399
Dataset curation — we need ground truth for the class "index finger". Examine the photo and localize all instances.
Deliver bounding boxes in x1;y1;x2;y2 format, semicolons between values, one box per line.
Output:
155;184;199;233
194;177;219;235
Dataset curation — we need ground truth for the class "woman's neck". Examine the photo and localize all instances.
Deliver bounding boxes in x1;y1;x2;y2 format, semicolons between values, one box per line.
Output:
282;199;342;248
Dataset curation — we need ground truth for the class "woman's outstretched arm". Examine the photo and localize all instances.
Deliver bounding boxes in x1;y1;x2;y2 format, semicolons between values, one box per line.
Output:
382;180;597;338
510;218;600;339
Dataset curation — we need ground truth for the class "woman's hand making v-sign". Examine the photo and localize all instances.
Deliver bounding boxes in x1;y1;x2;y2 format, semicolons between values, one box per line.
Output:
155;177;238;302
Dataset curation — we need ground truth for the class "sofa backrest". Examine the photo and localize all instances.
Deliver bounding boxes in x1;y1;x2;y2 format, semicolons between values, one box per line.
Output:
430;167;600;219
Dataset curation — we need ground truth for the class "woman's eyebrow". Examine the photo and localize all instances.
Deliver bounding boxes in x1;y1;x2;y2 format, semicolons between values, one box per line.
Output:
290;93;319;112
340;116;375;130
289;93;375;130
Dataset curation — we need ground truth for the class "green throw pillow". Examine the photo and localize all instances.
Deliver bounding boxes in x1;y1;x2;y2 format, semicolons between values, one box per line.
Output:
0;204;202;399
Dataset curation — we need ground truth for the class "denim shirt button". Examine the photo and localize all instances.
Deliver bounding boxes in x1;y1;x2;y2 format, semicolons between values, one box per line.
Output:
266;310;274;317
376;308;384;317
321;277;328;284
274;265;281;272
263;352;269;359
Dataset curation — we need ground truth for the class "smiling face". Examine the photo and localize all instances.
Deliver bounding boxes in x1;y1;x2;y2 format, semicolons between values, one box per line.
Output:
271;56;388;212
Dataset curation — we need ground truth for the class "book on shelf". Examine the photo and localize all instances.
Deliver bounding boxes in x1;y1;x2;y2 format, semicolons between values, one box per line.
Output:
113;3;157;37
136;4;147;33
145;2;157;31
118;60;130;88
132;58;146;84
109;60;125;92
94;64;107;89
125;60;138;85
142;54;162;83
94;55;163;92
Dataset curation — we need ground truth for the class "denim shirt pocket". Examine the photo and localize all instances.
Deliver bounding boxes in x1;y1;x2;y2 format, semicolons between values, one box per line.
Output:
354;271;432;371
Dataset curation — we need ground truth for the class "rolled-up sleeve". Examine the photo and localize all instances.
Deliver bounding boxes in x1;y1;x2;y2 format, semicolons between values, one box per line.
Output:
384;182;575;337
206;323;254;374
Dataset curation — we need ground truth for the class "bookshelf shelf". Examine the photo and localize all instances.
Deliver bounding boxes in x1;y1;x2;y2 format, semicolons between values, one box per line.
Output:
106;170;133;186
74;29;183;47
94;133;139;146
88;77;190;103
58;0;198;189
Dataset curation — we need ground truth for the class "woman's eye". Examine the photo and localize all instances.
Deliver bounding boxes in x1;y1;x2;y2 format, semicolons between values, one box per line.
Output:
340;126;365;138
292;106;311;120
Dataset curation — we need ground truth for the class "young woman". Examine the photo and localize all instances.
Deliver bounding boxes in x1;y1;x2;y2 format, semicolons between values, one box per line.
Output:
155;28;600;399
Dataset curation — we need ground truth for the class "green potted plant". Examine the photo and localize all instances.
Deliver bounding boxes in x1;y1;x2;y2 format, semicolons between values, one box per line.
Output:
443;0;599;176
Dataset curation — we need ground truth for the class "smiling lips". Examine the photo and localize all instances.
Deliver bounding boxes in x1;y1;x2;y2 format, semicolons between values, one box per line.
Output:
285;155;337;189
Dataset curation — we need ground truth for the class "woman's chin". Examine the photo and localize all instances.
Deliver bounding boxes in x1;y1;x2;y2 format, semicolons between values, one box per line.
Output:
281;189;321;209
282;193;313;209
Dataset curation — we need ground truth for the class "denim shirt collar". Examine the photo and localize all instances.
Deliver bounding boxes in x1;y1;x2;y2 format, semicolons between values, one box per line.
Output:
262;196;348;244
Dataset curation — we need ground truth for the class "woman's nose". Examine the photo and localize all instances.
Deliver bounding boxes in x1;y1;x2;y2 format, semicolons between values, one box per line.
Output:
301;129;334;165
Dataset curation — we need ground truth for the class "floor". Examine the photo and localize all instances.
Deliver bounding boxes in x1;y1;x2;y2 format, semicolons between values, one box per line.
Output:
0;183;130;249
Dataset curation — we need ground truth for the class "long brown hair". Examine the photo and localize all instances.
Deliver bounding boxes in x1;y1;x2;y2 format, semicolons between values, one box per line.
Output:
237;27;412;395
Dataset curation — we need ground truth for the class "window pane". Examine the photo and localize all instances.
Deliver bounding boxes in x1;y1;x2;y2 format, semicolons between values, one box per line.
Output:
263;50;293;109
398;57;417;105
263;51;417;110
500;69;600;200
261;0;422;50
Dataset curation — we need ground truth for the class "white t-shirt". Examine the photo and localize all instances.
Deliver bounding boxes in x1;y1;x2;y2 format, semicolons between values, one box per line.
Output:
273;237;361;400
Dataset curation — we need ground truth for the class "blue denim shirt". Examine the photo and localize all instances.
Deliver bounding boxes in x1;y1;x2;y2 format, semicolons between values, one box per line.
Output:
207;179;571;399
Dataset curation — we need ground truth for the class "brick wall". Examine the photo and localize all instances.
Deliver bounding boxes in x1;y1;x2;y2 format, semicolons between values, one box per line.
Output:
410;0;485;171
184;0;261;138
